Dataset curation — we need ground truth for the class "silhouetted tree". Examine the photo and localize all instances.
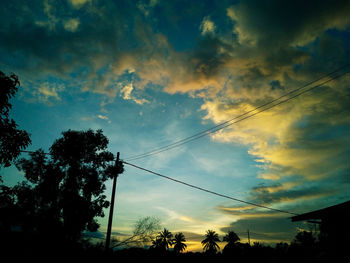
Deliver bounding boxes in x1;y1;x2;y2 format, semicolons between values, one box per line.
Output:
223;230;240;254
0;184;19;232
151;228;173;251
15;129;122;243
159;228;174;250
112;216;161;248
201;230;220;254
0;71;30;172
292;231;316;248
150;237;163;251
173;232;187;253
275;242;289;255
252;241;264;248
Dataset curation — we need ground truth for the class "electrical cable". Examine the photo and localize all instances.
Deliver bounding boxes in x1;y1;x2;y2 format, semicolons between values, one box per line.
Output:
124;64;350;161
122;160;299;216
15;151;300;216
18;65;350;218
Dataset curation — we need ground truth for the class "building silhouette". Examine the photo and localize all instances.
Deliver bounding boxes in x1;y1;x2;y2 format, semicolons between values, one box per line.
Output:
291;200;350;253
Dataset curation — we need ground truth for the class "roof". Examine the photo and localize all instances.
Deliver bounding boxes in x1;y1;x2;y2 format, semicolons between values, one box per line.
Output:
291;200;350;222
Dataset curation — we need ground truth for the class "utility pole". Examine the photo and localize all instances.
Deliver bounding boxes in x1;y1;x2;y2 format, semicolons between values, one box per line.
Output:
105;152;120;252
247;229;251;246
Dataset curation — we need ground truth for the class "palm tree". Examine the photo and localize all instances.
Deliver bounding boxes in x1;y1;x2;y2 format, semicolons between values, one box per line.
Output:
223;231;240;253
173;232;187;253
155;228;173;250
223;231;240;247
201;230;220;254
150;237;163;250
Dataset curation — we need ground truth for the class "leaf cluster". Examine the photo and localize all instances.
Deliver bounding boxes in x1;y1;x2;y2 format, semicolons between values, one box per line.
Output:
4;129;122;241
0;71;31;169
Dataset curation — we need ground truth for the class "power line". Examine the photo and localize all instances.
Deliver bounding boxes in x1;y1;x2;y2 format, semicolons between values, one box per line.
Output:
17;150;299;215
124;64;350;161
122;161;299;216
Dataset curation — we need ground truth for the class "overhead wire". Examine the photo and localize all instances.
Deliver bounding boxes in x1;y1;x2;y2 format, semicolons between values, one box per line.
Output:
124;64;350;161
122;160;299;216
17;152;299;216
18;65;350;217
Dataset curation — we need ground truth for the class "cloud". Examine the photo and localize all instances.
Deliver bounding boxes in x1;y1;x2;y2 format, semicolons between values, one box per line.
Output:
1;0;349;99
37;0;60;31
1;0;350;219
226;0;350;47
179;231;206;252
156;207;195;224
63;18;80;32
221;217;305;244
83;230;105;239
68;0;91;8
36;1;79;32
20;81;65;105
200;16;216;36
248;182;338;206
37;82;62;100
97;114;111;123
80;114;111;123
137;0;158;17
120;83;133;100
120;83;150;105
217;172;350;221
202;82;350;186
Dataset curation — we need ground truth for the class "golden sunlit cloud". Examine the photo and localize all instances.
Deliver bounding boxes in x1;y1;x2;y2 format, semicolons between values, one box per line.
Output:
21;82;65;106
68;0;90;8
200;16;216;36
63;18;80;32
203;79;350;185
120;83;150;105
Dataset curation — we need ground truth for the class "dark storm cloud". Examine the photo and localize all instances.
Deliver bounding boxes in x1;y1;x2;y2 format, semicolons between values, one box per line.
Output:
0;0;137;75
223;0;350;95
228;0;350;46
249;183;336;205
0;0;230;77
220;217;305;243
0;0;178;99
1;0;349;98
218;171;350;220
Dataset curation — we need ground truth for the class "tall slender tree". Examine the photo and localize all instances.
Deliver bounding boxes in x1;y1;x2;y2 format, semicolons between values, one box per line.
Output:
151;228;173;251
223;230;240;254
173;232;187;253
223;231;240;248
201;230;220;254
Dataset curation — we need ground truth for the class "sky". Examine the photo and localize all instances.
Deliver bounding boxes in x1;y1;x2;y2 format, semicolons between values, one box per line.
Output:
1;0;350;252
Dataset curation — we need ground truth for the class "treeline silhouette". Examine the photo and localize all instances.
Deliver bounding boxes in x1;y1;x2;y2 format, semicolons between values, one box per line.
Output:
0;71;348;262
109;227;347;263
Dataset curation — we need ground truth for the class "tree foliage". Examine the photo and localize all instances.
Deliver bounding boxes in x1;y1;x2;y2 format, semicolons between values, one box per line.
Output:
292;231;316;248
112;216;161;248
151;228;174;251
12;129;122;242
0;71;31;171
201;230;220;254
173;232;187;253
223;230;240;252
